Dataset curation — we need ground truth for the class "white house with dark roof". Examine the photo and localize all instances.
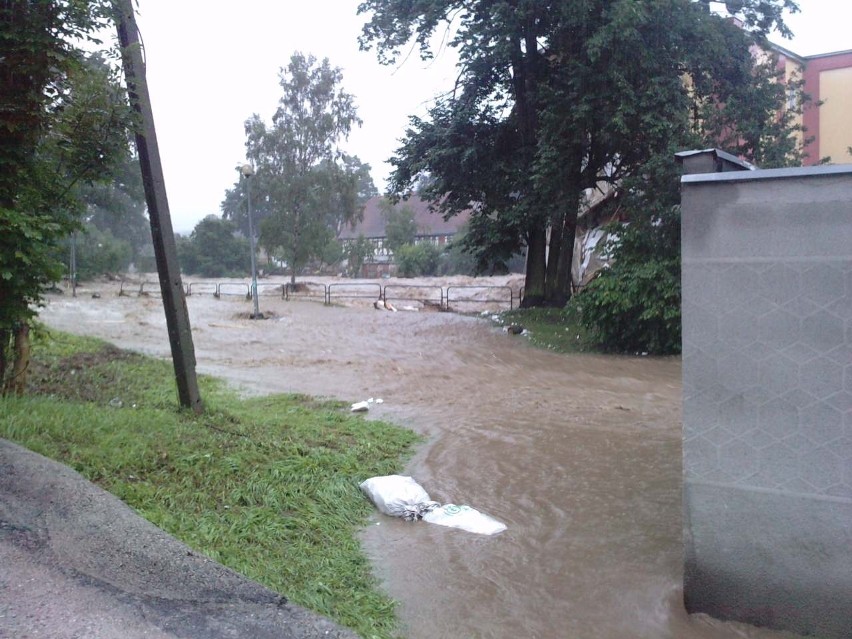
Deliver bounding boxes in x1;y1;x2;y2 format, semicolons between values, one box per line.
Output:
338;195;470;262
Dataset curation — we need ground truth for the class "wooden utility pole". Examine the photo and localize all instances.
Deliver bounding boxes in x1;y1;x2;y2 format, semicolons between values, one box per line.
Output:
115;0;203;413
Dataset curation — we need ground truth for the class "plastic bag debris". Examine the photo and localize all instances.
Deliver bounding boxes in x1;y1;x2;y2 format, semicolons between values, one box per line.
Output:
359;475;439;521
360;475;506;534
351;397;384;412
422;504;507;536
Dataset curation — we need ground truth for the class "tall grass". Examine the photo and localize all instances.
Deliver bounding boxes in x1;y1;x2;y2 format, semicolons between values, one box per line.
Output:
1;329;420;638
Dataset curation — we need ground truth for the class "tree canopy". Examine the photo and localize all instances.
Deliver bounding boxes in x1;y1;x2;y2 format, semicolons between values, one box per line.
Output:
221;52;373;284
381;199;418;253
177;215;250;278
358;0;802;307
1;1;134;392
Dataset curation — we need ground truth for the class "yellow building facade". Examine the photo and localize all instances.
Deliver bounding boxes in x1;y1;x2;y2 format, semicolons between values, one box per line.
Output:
772;44;852;165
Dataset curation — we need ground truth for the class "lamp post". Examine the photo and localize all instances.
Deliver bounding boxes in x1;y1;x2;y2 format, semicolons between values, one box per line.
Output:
240;163;261;319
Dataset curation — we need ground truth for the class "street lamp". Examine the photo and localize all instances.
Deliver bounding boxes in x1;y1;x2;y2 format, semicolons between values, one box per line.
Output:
239;163;261;319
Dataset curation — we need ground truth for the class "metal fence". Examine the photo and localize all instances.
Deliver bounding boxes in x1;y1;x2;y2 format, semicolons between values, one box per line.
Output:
217;282;250;298
118;280;522;312
327;282;381;305
383;284;444;309
284;281;329;303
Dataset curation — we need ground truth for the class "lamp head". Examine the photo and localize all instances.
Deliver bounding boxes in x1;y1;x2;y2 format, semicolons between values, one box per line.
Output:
240;163;254;178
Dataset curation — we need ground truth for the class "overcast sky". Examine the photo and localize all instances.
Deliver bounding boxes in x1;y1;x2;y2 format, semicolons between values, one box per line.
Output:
126;0;850;234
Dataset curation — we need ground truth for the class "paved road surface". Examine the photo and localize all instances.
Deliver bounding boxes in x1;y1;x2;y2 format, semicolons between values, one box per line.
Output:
0;439;357;639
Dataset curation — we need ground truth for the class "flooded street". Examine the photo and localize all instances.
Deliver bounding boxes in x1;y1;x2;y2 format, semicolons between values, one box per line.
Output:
38;279;804;639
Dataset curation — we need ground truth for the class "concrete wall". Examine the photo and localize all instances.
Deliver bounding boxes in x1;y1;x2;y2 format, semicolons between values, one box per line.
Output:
680;164;852;638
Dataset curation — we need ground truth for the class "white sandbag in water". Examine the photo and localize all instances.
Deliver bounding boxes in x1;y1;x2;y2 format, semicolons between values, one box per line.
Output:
359;475;439;521
422;503;507;536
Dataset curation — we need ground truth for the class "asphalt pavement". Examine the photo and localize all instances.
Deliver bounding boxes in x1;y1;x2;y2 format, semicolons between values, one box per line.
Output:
0;439;358;639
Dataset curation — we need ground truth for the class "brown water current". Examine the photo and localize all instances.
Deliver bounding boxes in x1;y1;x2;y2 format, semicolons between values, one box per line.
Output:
38;281;806;639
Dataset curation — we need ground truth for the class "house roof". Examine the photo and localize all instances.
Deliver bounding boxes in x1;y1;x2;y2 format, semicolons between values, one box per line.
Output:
338;195;470;240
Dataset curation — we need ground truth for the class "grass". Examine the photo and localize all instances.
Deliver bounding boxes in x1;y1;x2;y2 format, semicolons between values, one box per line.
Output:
0;328;421;639
496;302;597;354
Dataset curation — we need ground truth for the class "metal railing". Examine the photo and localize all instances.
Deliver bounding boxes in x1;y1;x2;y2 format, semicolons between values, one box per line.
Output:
383;284;444;309
121;279;521;312
139;280;162;297
328;282;381;306
217;282;251;297
256;282;286;297
186;281;217;296
284;281;329;304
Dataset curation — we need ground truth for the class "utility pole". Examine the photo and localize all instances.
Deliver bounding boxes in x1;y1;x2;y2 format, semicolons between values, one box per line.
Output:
114;0;203;413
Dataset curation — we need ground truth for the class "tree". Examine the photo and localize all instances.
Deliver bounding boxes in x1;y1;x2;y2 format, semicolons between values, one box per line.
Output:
577;45;811;355
71;226;133;280
227;52;367;285
345;235;374;277
1;2;133;393
177;216;250;277
359;0;799;307
78;150;151;268
381;199;418;253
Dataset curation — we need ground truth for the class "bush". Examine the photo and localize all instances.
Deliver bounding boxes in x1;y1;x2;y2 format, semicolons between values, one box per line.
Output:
74;226;133;279
577;215;681;355
178;216;250;277
395;242;441;277
578;256;681;355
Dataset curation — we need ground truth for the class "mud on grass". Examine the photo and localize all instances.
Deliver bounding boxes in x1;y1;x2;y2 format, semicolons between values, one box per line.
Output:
27;343;147;403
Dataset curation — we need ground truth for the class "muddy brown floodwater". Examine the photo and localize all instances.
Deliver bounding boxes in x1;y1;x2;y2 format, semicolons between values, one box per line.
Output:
39;278;805;639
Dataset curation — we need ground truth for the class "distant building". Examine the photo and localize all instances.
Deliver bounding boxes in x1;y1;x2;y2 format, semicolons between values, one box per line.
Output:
338;194;470;268
770;44;852;165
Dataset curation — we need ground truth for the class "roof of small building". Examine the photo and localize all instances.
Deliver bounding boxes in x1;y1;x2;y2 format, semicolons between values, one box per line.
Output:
338;195;470;240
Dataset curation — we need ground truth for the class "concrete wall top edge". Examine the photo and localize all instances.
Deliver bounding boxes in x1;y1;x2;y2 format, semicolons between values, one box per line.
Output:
681;163;852;185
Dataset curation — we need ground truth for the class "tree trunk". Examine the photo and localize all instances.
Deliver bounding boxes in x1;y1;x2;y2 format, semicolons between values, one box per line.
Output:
544;158;583;307
6;323;30;396
551;209;579;307
521;225;548;307
544;211;564;303
0;329;8;389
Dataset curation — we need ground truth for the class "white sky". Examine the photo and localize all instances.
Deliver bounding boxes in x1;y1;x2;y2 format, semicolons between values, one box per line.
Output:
124;0;849;234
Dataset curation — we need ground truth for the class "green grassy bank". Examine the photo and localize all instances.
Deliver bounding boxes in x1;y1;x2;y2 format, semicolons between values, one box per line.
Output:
498;304;596;354
0;330;420;639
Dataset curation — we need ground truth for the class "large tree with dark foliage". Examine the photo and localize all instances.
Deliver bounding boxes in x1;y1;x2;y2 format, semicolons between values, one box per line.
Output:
358;0;800;307
1;1;132;393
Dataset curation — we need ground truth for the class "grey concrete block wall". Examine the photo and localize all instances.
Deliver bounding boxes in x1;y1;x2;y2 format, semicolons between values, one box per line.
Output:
681;165;852;639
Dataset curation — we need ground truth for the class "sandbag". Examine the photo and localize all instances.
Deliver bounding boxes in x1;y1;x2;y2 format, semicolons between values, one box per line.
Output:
359;475;439;521
422;503;507;536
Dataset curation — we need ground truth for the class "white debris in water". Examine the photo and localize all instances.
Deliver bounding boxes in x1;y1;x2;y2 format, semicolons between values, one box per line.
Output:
352;397;384;412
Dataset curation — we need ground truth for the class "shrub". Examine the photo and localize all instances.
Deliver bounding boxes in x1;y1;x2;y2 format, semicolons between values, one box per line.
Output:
578;256;681;355
577;201;682;355
395;242;441;277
